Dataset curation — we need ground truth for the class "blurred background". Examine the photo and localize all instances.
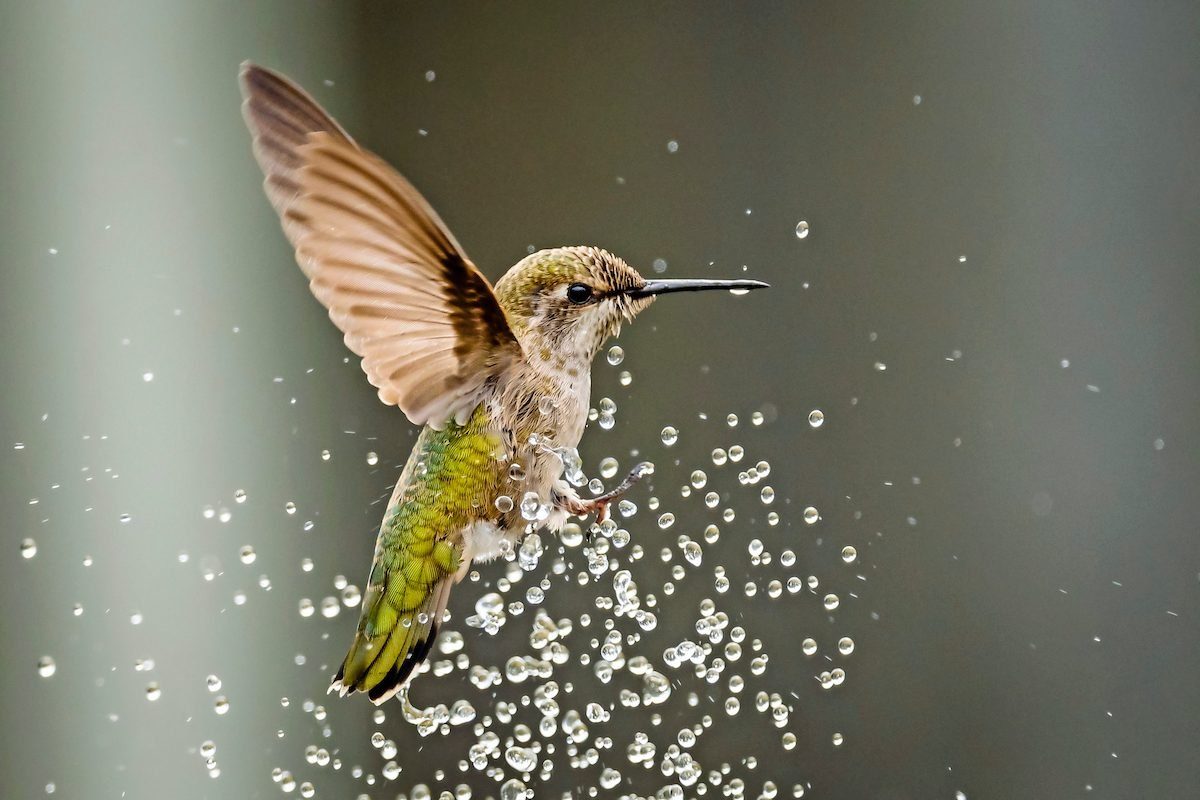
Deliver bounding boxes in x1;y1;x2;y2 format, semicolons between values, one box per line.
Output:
2;2;1198;798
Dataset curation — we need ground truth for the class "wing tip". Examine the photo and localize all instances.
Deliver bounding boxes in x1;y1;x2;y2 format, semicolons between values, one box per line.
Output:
238;61;272;102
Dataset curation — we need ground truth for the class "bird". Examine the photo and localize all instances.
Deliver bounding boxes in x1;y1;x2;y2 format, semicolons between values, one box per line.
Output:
238;62;768;704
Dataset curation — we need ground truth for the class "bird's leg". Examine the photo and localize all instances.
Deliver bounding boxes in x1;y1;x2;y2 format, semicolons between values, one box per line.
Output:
552;462;654;530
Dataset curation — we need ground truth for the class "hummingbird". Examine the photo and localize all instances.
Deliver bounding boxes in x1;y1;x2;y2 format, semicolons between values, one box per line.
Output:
239;63;768;704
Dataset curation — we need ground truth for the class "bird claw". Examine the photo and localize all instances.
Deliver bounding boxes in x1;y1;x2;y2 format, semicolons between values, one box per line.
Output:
584;501;611;542
579;461;653;540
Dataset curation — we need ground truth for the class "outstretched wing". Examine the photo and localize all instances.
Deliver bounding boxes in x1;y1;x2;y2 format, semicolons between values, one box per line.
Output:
239;63;521;428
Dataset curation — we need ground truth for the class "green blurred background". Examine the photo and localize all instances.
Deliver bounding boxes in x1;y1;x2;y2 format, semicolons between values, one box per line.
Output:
2;2;1198;798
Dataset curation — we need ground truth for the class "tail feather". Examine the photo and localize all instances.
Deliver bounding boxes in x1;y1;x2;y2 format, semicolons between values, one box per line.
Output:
330;574;453;704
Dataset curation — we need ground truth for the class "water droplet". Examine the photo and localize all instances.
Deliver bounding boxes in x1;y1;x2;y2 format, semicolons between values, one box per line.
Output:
233;489;247;504
298;598;315;618
808;409;824;428
712;448;728;466
599;457;619;479
795;220;810;239
560;522;583;548
760;486;775;504
142;372;154;382
660;426;678;446
206;674;222;692
803;506;819;525
838;637;855;655
841;545;857;563
607;346;625;366
823;594;840;611
495;495;514;513
213;696;229;715
145;682;162;701
366;451;379;466
37;656;56;678
832;731;844;746
520;492;542;521
802;638;817;656
320;449;331;461
341;585;361;607
284;501;296;515
239;546;256;565
425;69;436;82
666;140;679;153
320;597;340;618
20;538;36;559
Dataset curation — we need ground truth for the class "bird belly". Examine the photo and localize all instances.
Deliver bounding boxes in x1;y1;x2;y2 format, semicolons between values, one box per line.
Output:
462;519;515;563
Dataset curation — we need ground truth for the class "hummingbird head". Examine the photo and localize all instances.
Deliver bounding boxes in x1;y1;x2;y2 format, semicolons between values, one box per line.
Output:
495;246;768;367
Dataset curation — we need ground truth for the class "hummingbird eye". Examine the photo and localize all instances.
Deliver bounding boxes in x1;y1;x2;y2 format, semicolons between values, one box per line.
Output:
566;283;594;305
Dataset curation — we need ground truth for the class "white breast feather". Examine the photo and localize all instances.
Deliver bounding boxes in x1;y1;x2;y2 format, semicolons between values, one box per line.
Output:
463;520;511;563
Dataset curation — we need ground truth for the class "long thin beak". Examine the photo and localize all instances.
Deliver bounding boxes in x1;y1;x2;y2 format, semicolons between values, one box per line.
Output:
626;278;770;298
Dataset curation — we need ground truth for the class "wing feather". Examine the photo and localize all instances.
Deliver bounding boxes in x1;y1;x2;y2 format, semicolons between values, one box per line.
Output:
239;62;521;428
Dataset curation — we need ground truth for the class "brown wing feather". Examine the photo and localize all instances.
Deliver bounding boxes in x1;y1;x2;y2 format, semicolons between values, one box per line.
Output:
239;63;521;428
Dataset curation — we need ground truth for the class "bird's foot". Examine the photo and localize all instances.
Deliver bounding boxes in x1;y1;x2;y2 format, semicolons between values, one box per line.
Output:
577;461;654;539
